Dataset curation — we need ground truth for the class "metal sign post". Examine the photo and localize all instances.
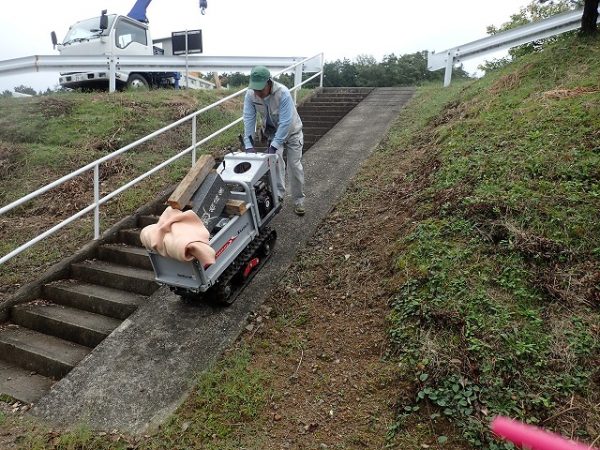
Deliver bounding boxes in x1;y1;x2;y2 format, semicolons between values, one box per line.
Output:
172;29;203;90
185;31;189;89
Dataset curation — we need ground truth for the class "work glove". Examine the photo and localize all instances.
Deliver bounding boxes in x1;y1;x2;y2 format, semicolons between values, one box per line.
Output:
266;145;278;154
245;147;256;153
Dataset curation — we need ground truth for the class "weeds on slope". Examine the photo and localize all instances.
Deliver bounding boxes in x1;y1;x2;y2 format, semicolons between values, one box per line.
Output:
384;36;600;448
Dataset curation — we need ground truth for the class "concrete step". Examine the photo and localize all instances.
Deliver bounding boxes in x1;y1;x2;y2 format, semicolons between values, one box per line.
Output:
299;102;355;109
118;228;143;247
301;115;346;125
71;260;158;296
303;101;360;108
308;94;365;106
0;327;90;379
0;360;54;404
302;119;340;127
298;106;354;114
97;244;153;270
43;280;145;320
138;214;159;228
297;88;373;150
312;91;368;96
11;303;121;348
302;126;333;135
304;132;330;141
319;87;374;94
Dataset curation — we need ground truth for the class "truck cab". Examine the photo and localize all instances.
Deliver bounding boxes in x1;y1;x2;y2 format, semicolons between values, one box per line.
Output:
55;12;173;90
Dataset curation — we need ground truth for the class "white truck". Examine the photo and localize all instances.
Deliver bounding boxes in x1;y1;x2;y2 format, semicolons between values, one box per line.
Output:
51;0;211;90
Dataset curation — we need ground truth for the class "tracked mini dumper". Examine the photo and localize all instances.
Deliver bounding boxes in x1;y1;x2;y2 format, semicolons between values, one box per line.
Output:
146;152;281;305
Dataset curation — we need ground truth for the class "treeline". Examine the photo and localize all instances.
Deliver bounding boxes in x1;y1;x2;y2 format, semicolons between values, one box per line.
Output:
221;51;470;89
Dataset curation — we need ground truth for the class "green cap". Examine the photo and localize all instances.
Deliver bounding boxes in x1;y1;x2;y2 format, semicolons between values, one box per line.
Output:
249;66;271;90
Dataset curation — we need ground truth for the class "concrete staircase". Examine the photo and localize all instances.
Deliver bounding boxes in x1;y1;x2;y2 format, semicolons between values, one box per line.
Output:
0;87;377;406
298;87;373;150
0;211;162;404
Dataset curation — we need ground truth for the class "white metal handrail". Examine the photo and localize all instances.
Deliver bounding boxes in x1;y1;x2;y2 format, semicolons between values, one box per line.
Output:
428;7;599;86
0;54;323;92
0;53;324;265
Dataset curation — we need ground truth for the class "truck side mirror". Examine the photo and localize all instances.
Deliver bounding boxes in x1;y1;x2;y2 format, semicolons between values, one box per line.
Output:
51;31;58;49
100;10;108;30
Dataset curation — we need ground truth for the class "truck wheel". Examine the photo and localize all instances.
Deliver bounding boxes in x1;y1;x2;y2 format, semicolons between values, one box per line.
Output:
127;74;149;90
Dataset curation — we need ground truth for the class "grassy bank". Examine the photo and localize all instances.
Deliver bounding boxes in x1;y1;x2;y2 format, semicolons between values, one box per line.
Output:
383;35;600;447
1;34;599;449
0;88;244;300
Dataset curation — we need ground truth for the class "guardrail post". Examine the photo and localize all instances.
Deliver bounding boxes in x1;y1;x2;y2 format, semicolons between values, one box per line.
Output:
94;163;100;239
444;50;456;87
109;56;117;93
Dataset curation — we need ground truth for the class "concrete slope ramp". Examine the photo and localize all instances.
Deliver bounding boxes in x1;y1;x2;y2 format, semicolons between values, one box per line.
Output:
30;87;415;433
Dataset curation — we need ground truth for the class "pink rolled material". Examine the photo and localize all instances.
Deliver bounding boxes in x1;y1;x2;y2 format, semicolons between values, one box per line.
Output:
491;416;596;450
140;206;216;266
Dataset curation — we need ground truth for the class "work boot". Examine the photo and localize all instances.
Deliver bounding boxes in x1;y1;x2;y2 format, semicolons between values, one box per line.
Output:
294;204;305;216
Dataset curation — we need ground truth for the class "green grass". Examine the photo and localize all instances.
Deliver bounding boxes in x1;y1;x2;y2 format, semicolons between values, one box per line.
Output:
1;34;599;450
382;35;600;448
0;87;249;291
151;349;270;450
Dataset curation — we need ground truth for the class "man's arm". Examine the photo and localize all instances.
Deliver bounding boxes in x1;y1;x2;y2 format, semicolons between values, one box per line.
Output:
242;91;257;149
271;92;294;150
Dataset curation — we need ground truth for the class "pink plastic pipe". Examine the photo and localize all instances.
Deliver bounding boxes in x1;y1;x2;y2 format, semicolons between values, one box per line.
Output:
491;416;597;450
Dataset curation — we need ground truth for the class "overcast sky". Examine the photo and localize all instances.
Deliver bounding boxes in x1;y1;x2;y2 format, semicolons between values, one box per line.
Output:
0;0;532;92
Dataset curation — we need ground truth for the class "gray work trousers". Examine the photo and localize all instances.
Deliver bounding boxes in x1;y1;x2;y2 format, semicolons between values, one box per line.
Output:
274;131;305;206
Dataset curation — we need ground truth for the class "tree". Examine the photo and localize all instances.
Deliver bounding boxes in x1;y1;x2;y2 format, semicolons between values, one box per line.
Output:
13;85;37;96
488;1;573;55
539;0;598;35
323;58;358;87
480;0;575;72
323;59;357;87
579;0;598;34
221;72;249;88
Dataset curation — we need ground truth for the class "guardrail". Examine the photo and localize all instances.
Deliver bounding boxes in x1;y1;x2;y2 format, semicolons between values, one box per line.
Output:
0;54;323;92
428;7;599;86
0;52;324;265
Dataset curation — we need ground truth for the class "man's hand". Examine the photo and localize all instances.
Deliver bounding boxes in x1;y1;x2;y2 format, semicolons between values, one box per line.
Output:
267;145;278;154
245;147;256;153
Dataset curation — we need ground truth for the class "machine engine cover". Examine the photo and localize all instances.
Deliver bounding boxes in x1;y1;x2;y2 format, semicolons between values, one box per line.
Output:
190;172;230;232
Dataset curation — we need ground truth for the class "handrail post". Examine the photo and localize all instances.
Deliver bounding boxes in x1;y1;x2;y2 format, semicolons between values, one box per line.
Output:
320;53;324;88
192;115;197;166
294;63;303;104
94;163;100;239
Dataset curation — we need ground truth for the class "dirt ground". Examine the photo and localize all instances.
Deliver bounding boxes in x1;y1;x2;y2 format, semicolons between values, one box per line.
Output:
0;131;430;449
220;144;428;449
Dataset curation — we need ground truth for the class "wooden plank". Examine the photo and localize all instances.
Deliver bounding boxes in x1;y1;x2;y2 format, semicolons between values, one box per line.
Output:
167;154;215;210
225;199;247;216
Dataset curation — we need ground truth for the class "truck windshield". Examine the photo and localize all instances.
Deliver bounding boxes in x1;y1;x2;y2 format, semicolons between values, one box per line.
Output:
63;15;116;44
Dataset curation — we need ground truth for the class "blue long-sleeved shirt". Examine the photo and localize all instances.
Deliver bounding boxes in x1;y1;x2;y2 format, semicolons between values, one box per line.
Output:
242;81;302;150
